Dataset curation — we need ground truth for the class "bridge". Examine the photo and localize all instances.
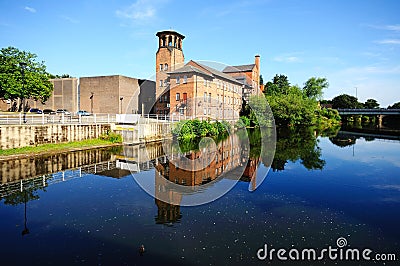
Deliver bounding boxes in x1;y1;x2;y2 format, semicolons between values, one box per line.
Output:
337;109;400;115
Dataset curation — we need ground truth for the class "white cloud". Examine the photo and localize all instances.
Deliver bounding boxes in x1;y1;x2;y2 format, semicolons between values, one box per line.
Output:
116;0;158;23
61;15;79;24
24;6;36;13
369;24;400;32
376;39;400;45
273;55;302;63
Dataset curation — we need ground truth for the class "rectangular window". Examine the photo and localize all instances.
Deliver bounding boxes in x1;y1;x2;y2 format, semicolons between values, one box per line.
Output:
176;93;180;101
204;92;207;102
159;97;163;103
204;79;207;86
183;75;187;84
159;64;163;71
164;64;168;71
203;108;207;115
208;108;211;115
176;76;180;84
159;80;163;87
164;95;168;102
164;80;168;87
209;93;211;103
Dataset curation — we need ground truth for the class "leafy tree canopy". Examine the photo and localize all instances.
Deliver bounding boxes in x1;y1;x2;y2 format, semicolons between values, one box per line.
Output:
388;101;400;109
264;74;290;95
332;94;361;109
0;46;53;103
303;77;328;100
363;98;380;109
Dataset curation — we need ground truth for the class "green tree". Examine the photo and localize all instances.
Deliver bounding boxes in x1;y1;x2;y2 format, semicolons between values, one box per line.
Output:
364;98;380;109
303;77;329;100
0;46;53;110
266;86;317;126
388;102;400;109
259;74;264;86
332;94;361;109
264;74;290;95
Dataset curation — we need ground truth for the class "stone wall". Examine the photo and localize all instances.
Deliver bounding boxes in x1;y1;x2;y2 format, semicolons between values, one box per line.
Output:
0;124;110;150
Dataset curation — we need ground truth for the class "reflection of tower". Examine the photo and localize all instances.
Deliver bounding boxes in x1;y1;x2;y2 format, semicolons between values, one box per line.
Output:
155;30;185;115
241;157;261;191
154;157;183;224
155;199;182;224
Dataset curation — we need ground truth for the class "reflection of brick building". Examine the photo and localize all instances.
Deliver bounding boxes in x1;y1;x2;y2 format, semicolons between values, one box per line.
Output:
154;30;261;118
154;134;244;220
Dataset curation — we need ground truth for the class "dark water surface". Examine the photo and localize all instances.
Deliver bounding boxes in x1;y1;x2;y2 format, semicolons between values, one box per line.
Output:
0;128;399;265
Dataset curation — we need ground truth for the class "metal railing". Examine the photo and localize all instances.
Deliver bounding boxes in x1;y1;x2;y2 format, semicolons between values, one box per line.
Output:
0;113;117;125
0;112;240;125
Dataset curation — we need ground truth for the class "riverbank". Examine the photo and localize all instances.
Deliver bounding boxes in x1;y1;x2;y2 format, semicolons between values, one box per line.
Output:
0;139;122;161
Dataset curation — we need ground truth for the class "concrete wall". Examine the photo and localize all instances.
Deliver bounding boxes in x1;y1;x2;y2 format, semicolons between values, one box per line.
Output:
28;78;78;113
0;124;110;150
79;75;141;114
114;122;171;144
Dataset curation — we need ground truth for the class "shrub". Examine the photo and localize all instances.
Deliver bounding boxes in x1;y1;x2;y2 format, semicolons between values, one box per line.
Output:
99;131;122;143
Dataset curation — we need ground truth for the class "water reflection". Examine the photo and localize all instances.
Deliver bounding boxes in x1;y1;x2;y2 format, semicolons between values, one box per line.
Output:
0;126;399;265
271;127;326;171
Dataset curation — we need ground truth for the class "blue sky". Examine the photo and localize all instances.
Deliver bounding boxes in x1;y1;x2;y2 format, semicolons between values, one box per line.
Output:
1;0;399;106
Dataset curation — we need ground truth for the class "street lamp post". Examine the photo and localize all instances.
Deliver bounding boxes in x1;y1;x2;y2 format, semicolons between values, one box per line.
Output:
120;97;124;114
19;62;27;123
90;92;94;114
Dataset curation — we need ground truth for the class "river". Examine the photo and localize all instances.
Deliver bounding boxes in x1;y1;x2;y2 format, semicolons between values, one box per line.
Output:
0;127;399;265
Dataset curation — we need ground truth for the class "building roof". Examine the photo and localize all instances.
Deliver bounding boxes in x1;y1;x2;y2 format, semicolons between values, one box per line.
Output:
190;61;243;85
222;64;256;73
167;65;213;78
156;30;185;39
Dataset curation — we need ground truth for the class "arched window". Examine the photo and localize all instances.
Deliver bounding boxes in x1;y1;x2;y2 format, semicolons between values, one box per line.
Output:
183;75;187;84
164;64;168;71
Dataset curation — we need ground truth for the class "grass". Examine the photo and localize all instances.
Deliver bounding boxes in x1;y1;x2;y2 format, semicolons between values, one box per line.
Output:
0;138;120;157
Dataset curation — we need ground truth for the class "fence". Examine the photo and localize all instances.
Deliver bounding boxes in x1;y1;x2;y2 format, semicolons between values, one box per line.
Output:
0;113;117;125
0;113;239;125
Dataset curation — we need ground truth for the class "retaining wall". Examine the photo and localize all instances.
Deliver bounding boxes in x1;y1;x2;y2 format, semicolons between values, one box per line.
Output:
0;124;111;150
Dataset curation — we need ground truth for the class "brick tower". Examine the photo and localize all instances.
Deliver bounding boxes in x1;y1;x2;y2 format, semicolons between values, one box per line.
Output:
155;30;185;114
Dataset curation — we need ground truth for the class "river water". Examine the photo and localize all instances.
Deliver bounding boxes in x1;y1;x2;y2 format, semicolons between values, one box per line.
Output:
0;127;399;265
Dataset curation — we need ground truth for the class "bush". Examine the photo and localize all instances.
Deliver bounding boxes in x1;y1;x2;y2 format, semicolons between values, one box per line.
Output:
99;131;122;143
172;119;231;139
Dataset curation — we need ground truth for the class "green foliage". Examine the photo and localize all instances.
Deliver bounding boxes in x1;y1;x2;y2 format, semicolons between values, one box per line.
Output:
364;98;380;109
99;131;122;143
315;108;341;130
264;74;290;95
332;94;362;109
237;116;250;128
272;127;325;171
388;102;400;109
0;46;53;104
172;119;230;139
266;91;317;126
303;77;328;100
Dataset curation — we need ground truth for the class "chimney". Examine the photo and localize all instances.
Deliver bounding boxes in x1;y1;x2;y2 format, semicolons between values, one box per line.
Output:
255;55;260;70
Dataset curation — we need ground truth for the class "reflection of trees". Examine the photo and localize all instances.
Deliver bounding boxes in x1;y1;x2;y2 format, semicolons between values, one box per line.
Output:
1;176;50;236
272;127;325;171
329;133;359;147
1;177;49;206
